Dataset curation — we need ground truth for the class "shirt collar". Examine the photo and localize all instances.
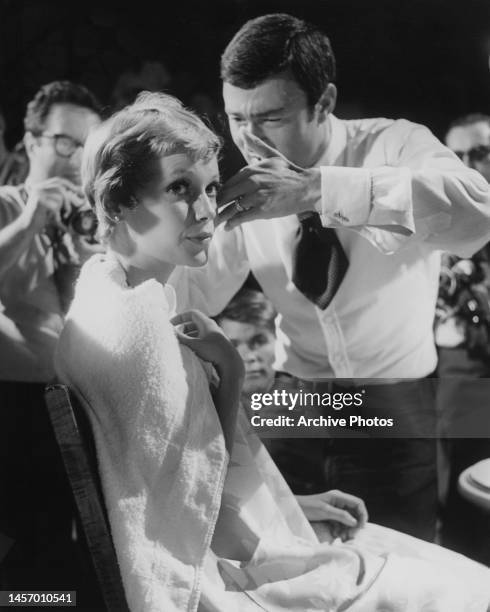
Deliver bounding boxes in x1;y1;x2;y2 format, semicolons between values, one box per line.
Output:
315;114;347;167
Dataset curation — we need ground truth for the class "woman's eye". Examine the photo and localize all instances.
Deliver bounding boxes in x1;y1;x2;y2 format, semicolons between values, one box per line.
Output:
168;180;189;196
206;182;221;198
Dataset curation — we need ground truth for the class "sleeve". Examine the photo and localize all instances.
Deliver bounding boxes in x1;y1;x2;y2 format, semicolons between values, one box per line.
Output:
168;223;251;316
317;120;490;256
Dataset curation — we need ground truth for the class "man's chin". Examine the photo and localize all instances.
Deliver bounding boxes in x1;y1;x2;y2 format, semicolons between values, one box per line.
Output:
243;378;268;395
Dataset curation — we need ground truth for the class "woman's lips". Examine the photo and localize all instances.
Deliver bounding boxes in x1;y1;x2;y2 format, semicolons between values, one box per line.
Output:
186;232;213;245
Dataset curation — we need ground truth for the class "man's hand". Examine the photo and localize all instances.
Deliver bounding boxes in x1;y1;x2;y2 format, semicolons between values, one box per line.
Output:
296;489;368;542
172;309;244;377
22;177;83;233
217;131;321;230
63;233;105;265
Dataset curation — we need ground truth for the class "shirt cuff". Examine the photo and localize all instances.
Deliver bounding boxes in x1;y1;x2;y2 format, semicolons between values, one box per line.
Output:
318;166;372;227
318;165;416;236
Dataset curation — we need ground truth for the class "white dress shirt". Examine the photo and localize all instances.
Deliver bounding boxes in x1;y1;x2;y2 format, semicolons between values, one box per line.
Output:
169;115;490;379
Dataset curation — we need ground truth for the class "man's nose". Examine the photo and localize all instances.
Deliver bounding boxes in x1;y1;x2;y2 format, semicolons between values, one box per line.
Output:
240;121;265;143
70;146;84;166
193;193;216;222
241;347;259;364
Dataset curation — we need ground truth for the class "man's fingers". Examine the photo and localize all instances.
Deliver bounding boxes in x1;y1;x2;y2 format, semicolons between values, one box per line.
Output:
44;176;82;192
217;195;257;226
217;170;256;205
217;200;241;225
224;206;264;230
241;130;285;161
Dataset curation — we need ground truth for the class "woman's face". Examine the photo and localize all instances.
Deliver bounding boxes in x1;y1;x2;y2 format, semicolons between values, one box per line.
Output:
123;152;220;269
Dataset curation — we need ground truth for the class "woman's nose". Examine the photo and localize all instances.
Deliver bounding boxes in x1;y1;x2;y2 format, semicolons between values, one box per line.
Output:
194;194;216;222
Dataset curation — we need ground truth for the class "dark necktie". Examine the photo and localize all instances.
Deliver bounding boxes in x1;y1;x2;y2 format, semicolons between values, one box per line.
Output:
292;213;348;309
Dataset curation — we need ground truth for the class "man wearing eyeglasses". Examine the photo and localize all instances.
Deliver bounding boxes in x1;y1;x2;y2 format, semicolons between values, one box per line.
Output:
436;113;490;565
0;81;102;592
446;114;490;181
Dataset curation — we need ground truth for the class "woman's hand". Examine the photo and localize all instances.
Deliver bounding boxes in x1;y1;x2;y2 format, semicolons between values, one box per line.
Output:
172;309;244;455
296;489;368;542
171;309;244;377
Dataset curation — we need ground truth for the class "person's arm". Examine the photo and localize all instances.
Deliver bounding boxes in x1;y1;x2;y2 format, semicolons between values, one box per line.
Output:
218;124;490;258
0;206;42;279
316;121;490;256
0;178;81;279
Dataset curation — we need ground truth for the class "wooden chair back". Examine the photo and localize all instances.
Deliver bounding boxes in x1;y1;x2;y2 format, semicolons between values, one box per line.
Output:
44;383;130;612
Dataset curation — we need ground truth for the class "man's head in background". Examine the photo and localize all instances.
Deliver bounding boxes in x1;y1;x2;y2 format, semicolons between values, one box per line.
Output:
24;81;102;185
220;13;337;168
216;288;277;394
445;114;490;182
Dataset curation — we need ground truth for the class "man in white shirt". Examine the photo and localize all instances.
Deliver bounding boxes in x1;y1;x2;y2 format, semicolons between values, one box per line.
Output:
170;14;490;540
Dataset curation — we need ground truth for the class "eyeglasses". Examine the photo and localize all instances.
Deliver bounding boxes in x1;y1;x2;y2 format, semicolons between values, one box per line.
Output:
37;132;84;158
454;144;490;164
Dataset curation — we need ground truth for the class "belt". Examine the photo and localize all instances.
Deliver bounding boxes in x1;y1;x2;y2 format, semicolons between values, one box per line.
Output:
275;372;416;392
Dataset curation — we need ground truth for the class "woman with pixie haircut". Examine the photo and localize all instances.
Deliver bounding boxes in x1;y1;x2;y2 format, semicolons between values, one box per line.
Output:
56;93;490;612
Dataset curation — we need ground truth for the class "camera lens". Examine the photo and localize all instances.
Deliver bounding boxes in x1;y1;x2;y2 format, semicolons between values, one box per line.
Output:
70;209;98;237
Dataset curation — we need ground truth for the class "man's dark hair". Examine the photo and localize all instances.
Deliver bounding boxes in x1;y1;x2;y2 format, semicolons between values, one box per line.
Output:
220;13;336;108
24;80;103;134
215;288;277;333
446;113;490;136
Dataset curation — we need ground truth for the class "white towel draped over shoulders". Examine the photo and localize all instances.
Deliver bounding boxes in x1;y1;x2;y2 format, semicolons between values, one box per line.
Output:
56;254;228;612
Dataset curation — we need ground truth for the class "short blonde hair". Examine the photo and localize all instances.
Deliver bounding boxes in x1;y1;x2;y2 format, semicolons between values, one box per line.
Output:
82;92;221;240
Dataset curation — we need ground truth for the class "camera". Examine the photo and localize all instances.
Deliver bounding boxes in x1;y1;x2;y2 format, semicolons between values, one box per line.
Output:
60;190;98;241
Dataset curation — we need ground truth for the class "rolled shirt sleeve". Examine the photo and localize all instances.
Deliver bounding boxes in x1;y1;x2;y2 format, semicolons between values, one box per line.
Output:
317;120;490;256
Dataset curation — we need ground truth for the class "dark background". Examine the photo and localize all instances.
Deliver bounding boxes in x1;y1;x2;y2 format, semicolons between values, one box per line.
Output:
1;0;490;155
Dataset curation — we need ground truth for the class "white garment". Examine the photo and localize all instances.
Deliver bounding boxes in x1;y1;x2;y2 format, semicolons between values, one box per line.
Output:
169;114;490;379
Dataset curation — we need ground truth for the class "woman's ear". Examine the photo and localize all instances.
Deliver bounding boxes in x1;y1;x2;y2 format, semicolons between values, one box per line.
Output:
315;83;337;123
